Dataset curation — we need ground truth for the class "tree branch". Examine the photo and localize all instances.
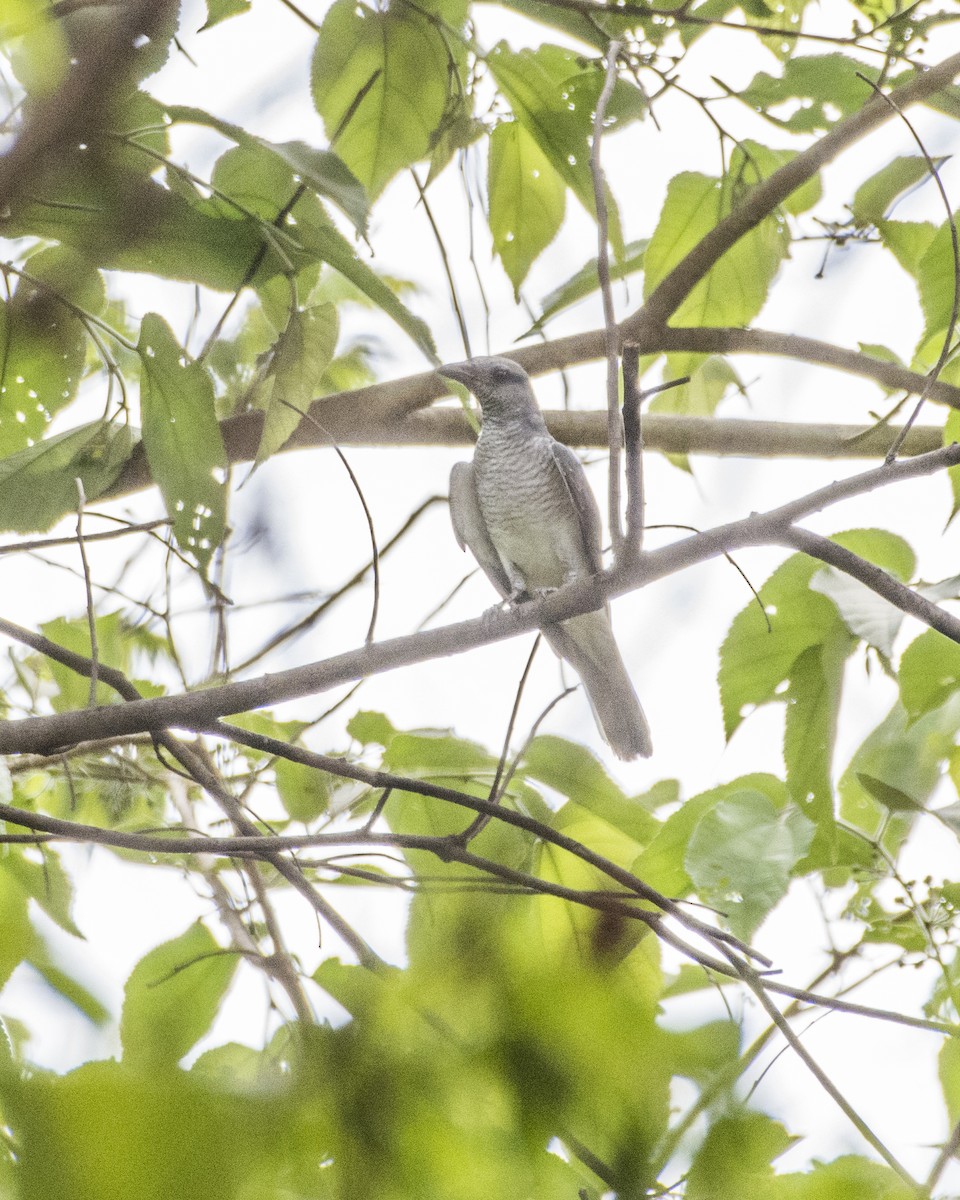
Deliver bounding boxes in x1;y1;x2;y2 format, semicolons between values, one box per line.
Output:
5;444;960;754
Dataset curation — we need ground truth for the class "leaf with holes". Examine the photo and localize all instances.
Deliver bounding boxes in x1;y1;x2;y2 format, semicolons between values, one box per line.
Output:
488;121;566;297
138;314;227;575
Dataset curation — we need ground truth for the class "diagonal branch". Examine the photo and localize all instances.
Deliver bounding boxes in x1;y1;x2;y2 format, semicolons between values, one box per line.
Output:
626;52;960;335
4;444;960;755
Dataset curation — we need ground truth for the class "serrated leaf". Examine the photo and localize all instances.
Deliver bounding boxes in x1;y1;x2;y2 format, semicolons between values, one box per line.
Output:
685;790;814;940
121;922;238;1067
0;419;134;534
199;0;251;31
254;303;338;465
488;120;566;296
138;314;227;574
311;0;455;198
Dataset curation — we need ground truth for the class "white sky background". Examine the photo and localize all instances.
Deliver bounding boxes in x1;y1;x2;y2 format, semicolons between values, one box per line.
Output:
4;0;960;1185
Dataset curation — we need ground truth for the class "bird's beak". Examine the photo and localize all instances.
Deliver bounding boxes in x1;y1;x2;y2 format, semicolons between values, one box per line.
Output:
436;360;475;391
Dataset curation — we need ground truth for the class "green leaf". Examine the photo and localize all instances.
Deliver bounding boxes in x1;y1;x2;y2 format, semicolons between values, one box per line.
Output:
522;735;659;845
685;790;814;940
782;639;844;861
940;1036;960;1123
809;568;905;659
853;155;946;226
856;772;924;814
3;845;82;938
0;275;88;455
733;54;876;133
275;757;331;822
311;0;456;198
875;218;938;278
769;1154;918;1199
0;419;134;534
653;353;742;418
730;140;822;216
488;43;645;251
138;314;227;574
347;710;397;747
254;303;339;465
633;774;787;897
687;1111;793;1200
531;238;647;330
839;696;960;838
488;120;566;296
199;0;251;31
644;171;788;327
718;551;842;740
3;1060;296;1200
900;628;960;720
121;922;239;1068
168;105;370;234
27;945;110;1024
947;409;960;523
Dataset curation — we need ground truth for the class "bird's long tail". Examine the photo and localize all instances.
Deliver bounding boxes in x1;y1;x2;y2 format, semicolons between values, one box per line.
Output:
545;611;652;760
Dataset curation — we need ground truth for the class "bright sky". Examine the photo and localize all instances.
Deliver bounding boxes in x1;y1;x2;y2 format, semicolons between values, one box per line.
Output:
3;0;960;1185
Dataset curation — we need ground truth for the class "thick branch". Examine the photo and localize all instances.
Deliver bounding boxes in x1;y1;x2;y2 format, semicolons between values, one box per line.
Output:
106;328;960;496
5;444;960;755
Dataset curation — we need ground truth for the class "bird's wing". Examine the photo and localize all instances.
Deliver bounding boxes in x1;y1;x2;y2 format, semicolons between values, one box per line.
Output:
549;442;604;574
449;461;512;598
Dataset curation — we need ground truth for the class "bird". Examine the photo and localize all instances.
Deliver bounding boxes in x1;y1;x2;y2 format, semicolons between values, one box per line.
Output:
438;355;652;760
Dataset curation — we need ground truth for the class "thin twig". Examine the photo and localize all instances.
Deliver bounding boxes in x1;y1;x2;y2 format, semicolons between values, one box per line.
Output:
590;40;625;558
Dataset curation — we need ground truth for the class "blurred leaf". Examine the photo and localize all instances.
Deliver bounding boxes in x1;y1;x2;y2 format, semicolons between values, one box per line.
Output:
138;313;227;574
0;419;134;534
523;735;659;844
275;757;331;823
3;1059;297;1200
940;1036;960;1123
311;0;457;198
653;353;742;419
687;1111;792;1200
769;1154;917;1199
169;105;370;234
685;790;813;940
347;710;397;747
121;922;238;1068
488;120;566;297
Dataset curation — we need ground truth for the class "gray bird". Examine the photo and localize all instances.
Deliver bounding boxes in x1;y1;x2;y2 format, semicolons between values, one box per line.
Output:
439;355;652;760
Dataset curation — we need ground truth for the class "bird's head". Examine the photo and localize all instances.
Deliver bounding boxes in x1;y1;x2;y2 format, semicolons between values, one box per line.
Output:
437;356;539;420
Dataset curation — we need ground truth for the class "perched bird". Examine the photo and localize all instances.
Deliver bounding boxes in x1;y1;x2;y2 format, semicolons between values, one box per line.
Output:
439;356;652;760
